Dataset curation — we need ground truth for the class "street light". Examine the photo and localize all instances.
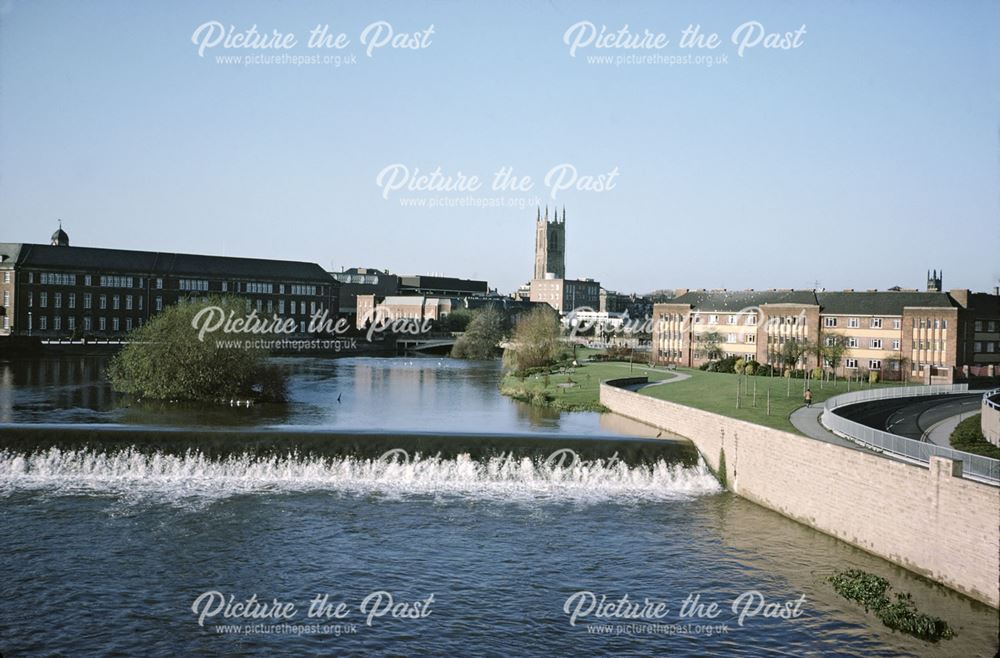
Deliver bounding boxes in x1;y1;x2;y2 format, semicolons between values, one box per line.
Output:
27;311;32;336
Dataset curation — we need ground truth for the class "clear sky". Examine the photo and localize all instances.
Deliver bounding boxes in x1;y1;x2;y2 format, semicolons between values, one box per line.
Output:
1;0;997;295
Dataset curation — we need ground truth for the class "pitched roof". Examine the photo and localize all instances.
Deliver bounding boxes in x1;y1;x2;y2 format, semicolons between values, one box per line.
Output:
816;291;955;315
670;289;819;311
9;243;332;282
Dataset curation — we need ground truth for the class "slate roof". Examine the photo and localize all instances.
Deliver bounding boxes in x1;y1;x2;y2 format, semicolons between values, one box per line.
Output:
5;243;332;282
816;291;955;315
670;290;819;311
664;289;958;314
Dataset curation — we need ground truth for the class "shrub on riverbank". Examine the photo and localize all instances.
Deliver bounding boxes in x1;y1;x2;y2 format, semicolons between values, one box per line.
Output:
451;305;505;360
828;569;954;641
949;414;1000;458
107;296;288;403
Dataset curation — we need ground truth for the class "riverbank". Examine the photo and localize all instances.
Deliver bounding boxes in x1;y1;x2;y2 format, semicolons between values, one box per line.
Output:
600;379;1000;609
499;361;675;412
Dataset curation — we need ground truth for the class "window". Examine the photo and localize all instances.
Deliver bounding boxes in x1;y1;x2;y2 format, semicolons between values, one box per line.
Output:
709;315;718;325
126;318;133;331
278;300;285;314
156;278;163;290
975;342;983;352
99;295;107;310
68;293;75;309
54;316;61;331
126;295;133;310
222;281;228;292
824;317;837;328
179;279;209;292
84;317;92;331
40;292;47;308
847;337;859;348
155;297;163;312
2;271;9;283
68;316;75;331
2;290;7;306
869;359;881;370
846;358;858;369
870;318;882;329
988;343;996;354
84;275;92;286
727;315;736;325
747;314;757;325
726;333;736;343
745;334;756;344
99;317;106;331
83;293;92;309
892;319;901;329
40;316;47;330
112;295;120;310
112;318;120;332
847;318;860;328
823;358;833;368
825;336;835;347
138;296;143;310
892;339;900;350
291;301;297;315
870;339;882;349
54;293;61;309
100;275;133;288
989;321;998;332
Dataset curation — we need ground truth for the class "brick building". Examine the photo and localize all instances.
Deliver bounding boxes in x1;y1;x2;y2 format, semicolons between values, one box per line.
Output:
651;281;999;383
0;226;337;338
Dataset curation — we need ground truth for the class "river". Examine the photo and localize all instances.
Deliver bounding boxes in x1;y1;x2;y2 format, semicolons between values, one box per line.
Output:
0;355;996;656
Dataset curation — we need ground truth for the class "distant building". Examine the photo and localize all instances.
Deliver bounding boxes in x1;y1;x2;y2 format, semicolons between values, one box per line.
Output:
533;206;565;280
398;275;488;297
330;267;400;315
356;294;456;329
526;208;601;314
0;226;337;338
529;276;600;314
650;275;1000;383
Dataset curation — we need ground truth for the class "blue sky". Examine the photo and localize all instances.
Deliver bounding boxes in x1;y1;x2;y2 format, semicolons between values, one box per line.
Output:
1;0;997;295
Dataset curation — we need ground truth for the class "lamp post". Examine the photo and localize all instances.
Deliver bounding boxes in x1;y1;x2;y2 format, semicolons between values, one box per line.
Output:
27;311;32;336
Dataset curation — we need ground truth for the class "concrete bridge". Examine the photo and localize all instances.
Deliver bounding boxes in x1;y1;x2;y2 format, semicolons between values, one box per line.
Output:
396;335;457;354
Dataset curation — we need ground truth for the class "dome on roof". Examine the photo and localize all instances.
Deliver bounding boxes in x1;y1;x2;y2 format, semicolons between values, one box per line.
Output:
50;224;69;247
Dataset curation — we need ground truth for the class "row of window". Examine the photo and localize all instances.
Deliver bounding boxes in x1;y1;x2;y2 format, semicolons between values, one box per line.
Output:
974;320;999;333
29;292;145;312
31;315;141;332
24;272;324;296
179;279;209;292
974;342;997;354
824;317;903;329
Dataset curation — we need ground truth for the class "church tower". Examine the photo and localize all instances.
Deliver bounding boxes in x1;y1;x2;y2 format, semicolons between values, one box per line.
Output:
926;268;942;292
533;206;565;280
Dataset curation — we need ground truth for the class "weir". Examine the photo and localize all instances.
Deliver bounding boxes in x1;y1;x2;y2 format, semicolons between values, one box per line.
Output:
0;424;698;465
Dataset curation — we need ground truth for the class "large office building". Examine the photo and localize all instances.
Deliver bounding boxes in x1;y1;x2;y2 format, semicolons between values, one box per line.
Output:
0;226;338;338
650;272;1000;383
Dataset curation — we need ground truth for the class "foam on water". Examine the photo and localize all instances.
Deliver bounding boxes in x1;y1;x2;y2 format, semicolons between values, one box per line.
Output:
0;447;721;505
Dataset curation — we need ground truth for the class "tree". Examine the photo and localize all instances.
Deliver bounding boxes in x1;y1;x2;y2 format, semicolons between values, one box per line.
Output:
701;331;725;361
451;305;505;360
777;337;811;372
505;305;563;371
107;296;287;403
821;335;848;378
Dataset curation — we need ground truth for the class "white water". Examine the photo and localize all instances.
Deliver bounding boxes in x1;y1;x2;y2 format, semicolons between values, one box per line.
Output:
0;448;721;505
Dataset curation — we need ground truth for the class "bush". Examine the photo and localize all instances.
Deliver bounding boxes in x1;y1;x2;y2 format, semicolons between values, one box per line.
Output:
828;569;954;641
949;414;1000;458
451;305;504;360
869;371;879;384
810;367;823;381
754;364;774;377
744;360;758;376
107;296;288;403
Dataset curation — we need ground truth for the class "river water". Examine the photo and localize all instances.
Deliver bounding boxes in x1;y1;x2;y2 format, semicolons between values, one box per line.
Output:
0;355;996;656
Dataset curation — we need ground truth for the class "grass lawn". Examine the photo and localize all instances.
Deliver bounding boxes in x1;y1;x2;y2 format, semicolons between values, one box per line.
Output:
949;414;1000;459
500;360;675;412
640;368;900;435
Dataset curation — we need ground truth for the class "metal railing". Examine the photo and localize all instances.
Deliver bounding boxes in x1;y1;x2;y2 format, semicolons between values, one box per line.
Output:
984;388;1000;411
821;384;1000;485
